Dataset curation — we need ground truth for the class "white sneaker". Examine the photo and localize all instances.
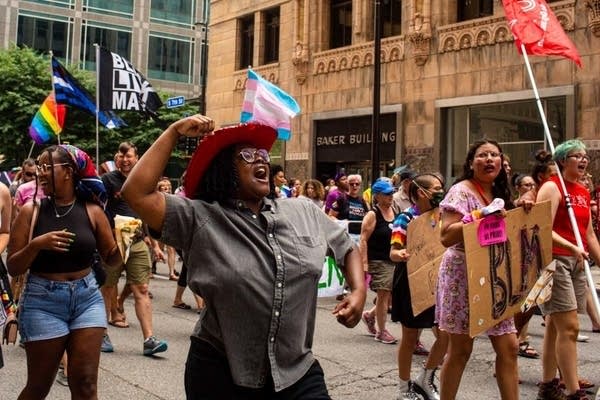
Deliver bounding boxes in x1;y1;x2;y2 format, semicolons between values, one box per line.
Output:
414;368;440;400
398;382;425;400
577;334;589;342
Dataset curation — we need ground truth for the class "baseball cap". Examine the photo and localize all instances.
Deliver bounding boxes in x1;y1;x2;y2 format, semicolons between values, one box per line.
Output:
371;179;394;195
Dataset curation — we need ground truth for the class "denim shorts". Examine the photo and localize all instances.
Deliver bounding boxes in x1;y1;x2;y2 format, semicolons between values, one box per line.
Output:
19;272;107;343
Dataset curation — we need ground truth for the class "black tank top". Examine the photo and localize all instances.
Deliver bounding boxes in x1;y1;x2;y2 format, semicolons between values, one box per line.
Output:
366;205;394;261
30;198;97;273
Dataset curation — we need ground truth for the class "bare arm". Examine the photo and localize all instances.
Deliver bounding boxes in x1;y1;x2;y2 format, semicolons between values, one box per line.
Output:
121;114;214;233
0;183;11;253
86;203;122;269
359;210;376;268
332;246;367;328
390;242;410;263
439;209;464;248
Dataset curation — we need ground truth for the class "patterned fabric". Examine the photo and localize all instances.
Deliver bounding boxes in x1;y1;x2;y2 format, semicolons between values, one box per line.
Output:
390;205;419;247
435;181;516;336
60;144;107;209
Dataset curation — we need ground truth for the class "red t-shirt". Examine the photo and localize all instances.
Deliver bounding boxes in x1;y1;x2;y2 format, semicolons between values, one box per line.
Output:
543;175;590;256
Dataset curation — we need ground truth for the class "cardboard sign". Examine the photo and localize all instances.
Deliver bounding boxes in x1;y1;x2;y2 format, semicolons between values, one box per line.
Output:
318;256;345;297
463;201;552;337
407;209;446;316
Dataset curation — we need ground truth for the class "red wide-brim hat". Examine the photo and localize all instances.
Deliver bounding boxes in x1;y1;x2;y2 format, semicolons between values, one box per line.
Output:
184;122;278;198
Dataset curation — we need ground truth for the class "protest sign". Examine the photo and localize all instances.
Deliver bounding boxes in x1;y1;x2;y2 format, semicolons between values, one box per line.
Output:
463;201;551;337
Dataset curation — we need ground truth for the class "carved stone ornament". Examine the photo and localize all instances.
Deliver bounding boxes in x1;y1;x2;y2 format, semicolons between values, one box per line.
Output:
437;0;576;53
312;36;405;75
233;65;279;91
292;41;310;85
407;31;432;66
587;0;600;36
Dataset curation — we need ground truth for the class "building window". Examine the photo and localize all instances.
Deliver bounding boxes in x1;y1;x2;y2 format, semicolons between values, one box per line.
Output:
80;23;131;71
263;8;280;64
239;15;254;69
457;0;493;22
382;0;402;38
23;0;74;7
148;34;194;83
17;13;72;60
150;0;195;27
441;97;568;182
83;0;134;18
330;0;352;49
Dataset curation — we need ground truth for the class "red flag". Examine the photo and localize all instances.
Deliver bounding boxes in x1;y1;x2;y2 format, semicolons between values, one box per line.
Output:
502;0;582;67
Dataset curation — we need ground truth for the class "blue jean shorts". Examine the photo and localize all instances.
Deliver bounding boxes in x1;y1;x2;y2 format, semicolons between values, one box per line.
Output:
19;272;107;343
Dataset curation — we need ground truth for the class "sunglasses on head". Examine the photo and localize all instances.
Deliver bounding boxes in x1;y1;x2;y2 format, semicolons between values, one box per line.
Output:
238;148;270;164
35;162;70;173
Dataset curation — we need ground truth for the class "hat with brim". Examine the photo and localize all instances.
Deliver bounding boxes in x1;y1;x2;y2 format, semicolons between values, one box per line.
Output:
184;122;277;199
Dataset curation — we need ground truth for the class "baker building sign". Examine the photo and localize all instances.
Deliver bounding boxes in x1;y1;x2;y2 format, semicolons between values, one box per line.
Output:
315;113;397;162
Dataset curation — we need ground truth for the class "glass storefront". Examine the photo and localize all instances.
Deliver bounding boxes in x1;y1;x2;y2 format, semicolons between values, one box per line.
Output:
442;96;570;183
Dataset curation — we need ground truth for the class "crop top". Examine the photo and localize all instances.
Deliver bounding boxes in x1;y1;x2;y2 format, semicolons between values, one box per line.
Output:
30;198;97;274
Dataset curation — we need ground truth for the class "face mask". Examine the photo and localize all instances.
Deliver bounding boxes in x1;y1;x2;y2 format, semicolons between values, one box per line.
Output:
427;191;445;208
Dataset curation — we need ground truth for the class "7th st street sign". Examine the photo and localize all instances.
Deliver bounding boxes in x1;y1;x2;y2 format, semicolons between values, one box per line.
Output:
165;96;185;108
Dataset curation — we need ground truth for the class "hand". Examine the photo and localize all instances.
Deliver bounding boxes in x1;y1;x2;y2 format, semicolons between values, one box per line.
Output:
153;247;165;262
36;230;76;252
332;290;366;328
397;249;410;262
571;246;589;271
172;114;215;138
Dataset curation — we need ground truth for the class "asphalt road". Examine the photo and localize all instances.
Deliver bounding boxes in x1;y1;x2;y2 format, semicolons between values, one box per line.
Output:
2;261;599;399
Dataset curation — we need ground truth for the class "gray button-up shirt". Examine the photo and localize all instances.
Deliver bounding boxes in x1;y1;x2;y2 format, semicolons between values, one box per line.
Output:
158;195;353;391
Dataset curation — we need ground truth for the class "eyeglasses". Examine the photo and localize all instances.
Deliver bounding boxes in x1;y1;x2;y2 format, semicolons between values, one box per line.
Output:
349;182;361;187
36;162;70;173
567;154;590;162
238;148;270;164
474;151;502;160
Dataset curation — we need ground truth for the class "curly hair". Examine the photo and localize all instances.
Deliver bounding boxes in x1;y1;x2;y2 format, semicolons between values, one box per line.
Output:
455;139;513;210
194;145;240;203
530;149;555;186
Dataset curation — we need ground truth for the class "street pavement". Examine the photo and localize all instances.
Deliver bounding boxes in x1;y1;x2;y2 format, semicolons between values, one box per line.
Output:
2;261;599;399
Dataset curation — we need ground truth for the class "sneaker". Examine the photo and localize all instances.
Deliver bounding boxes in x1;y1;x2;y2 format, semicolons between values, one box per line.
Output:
566;390;590;400
375;329;397;344
414;340;430;356
414;368;440;400
143;336;168;356
55;369;69;386
362;311;377;336
537;378;566;400
576;334;590;343
101;334;114;353
398;382;425;400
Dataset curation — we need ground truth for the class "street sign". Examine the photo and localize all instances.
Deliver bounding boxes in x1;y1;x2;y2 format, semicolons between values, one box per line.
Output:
165;96;185;108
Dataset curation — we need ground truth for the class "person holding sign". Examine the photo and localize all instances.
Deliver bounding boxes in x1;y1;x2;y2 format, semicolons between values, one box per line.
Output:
121;116;366;398
535;139;600;400
436;139;519;400
390;173;449;400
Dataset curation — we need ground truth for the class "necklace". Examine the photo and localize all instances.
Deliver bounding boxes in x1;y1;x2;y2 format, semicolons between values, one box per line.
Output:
53;200;76;218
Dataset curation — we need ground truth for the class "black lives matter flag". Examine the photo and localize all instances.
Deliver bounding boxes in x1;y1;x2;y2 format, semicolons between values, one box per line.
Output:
98;47;162;118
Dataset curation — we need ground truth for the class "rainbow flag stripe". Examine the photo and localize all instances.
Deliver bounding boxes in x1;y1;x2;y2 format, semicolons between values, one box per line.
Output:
28;93;66;144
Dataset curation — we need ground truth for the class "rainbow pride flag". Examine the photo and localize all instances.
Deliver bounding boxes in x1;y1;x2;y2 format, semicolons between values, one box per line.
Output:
29;93;66;144
240;69;300;140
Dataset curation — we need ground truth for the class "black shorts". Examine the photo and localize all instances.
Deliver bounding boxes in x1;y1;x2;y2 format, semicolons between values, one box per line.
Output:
391;262;435;329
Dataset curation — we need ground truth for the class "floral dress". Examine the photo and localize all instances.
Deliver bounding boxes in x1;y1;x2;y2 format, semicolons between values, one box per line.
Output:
435;181;516;336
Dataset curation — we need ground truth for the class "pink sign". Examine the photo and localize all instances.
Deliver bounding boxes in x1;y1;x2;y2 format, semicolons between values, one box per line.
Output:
477;214;507;246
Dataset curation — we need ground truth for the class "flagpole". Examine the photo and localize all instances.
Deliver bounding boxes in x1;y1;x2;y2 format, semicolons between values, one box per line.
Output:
94;44;100;170
49;51;61;145
521;43;600;316
27;141;36;159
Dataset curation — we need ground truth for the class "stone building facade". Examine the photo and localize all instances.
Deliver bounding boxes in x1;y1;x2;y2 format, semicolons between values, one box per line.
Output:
207;0;600;184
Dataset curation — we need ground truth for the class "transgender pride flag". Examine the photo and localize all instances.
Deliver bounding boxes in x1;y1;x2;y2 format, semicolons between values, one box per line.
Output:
240;69;300;140
29;92;66;144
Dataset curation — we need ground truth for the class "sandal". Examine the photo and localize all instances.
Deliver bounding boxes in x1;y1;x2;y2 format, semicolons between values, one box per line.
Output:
518;341;540;359
172;302;192;310
558;378;595;390
108;317;129;328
